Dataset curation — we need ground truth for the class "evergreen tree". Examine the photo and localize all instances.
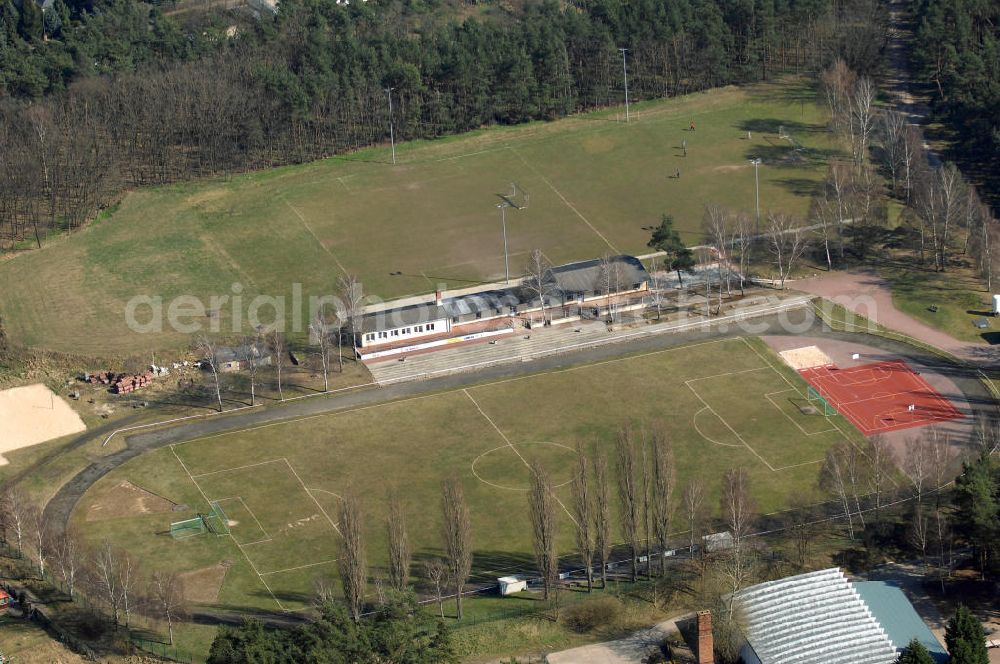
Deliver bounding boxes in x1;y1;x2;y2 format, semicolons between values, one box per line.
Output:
17;0;43;41
952;452;1000;576
945;605;989;664
896;638;935;664
648;214;696;285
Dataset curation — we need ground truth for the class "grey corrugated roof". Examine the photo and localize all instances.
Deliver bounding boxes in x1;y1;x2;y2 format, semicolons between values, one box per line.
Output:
737;568;898;664
362;255;648;333
854;581;948;663
552;255;649;295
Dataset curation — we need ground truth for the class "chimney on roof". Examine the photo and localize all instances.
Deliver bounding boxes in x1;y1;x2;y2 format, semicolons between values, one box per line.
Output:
696;610;714;664
435;290;443;305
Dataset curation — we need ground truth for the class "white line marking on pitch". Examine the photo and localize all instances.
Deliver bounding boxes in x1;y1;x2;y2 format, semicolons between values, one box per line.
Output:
258;558;340;576
281;195;349;275
462;389;578;526
507;146;619;253
191;458;285;479
285;458;343;538
169;446;286;612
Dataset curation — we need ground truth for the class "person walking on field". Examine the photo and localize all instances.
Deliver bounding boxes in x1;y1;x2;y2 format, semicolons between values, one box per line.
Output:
690;122;696;131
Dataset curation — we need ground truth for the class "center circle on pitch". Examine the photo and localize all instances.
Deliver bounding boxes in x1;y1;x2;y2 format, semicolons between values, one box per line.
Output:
471;441;578;491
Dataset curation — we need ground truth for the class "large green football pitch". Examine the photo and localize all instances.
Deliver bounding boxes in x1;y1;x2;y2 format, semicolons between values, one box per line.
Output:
75;337;864;618
0;79;838;354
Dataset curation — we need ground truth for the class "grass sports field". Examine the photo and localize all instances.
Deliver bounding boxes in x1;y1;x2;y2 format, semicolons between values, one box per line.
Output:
0;79;838;355
74;337;865;629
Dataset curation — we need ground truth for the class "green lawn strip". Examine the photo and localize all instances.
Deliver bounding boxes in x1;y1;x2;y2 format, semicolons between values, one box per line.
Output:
884;263;994;344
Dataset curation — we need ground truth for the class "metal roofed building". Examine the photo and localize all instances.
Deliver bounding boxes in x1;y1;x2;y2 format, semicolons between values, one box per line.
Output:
356;255;649;354
854;581;948;663
736;568;898;664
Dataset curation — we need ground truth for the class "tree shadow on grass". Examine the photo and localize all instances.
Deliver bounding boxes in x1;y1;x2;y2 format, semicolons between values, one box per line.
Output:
773;177;823;197
737;118;827;136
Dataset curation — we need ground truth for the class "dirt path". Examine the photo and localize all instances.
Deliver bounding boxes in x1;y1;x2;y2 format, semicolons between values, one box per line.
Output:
791;270;998;364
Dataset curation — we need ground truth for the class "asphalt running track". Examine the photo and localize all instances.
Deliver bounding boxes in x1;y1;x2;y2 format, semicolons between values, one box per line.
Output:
799;359;965;435
38;312;1000;627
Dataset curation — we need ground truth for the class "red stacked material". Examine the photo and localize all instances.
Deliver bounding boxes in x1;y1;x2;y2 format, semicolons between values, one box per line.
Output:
111;370;155;394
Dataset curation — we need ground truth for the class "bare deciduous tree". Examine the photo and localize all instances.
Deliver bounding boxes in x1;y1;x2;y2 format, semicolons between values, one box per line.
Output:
269;328;286;401
902;434;932;506
866;435;896;522
570;443;595;592
615;423;641;582
442;477;472;620
28;505;48;578
528;463;558;602
849;76;877;167
682;479;705;554
149;571;188;646
424;558;447;618
338;492;367;621
765;213;811;288
310;311;335;392
337;274;365;371
525;249;557;325
92;540;121;625
2;487;30;558
118;549;139;628
820;442;859;539
196;335;224;412
237;330;263;406
651;425;675;577
52;528;82;598
386;491;411;593
593;454;612;589
720;467;756;618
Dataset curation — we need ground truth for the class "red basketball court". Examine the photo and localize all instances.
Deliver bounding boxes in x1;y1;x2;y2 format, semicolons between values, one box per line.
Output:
798;359;964;435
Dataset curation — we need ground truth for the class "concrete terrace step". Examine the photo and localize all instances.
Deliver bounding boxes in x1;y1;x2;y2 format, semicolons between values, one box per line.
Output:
365;295;812;385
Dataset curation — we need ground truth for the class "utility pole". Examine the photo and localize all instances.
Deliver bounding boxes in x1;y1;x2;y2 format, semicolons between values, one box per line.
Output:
497;202;510;284
386;87;396;165
619;48;630;123
749;157;762;235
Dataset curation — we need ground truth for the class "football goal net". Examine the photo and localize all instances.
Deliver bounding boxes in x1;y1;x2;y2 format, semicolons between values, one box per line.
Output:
170;516;206;540
807;386;837;416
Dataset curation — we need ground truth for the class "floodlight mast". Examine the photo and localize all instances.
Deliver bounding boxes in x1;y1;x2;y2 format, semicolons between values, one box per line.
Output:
495;183;527;285
749;157;762;235
386;87;396;165
619;48;630;123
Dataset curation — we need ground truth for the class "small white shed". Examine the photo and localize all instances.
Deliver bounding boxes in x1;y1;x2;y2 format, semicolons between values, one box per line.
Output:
498;576;527;596
992;294;1000;315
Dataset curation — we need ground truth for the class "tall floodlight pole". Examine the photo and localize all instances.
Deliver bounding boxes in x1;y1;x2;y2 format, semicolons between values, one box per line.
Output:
386;87;397;165
749;157;762;235
497;202;510;284
619;47;630;123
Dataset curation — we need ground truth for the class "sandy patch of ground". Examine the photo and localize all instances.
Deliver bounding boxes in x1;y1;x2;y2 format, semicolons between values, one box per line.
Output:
85;480;177;521
179;563;230;604
779;345;834;370
0;384;86;465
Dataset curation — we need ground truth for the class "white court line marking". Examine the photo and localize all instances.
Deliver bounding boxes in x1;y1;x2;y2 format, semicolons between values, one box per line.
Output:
281;195;349;275
462;389;578;526
169;446;286;612
191;458;285;479
684;379;777;472
507;146;619;253
211;496;272;541
285;458;343;538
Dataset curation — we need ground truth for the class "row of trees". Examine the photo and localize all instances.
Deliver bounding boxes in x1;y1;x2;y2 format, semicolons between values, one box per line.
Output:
818;58;1000;274
0;486;187;645
0;0;886;249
